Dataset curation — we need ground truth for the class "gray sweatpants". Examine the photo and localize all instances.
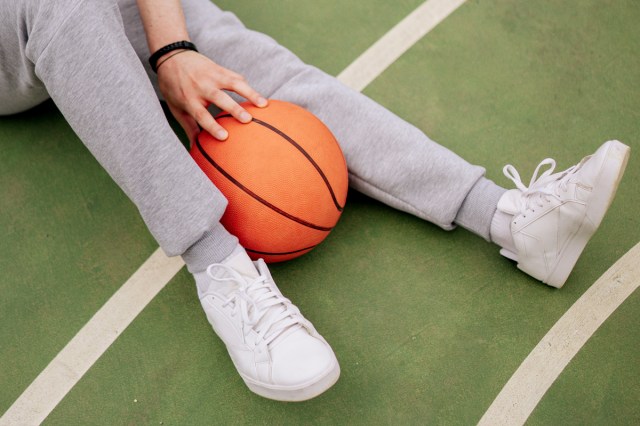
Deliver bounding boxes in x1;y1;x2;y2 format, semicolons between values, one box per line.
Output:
0;0;504;272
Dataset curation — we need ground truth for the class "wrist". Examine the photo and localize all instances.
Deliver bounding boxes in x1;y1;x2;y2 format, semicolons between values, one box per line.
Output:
147;32;191;53
156;49;193;72
149;40;198;73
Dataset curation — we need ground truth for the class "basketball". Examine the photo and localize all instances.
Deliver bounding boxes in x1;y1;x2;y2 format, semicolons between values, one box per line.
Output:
190;100;348;262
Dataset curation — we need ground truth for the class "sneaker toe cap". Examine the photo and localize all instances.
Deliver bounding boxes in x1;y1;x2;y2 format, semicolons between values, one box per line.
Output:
270;329;336;387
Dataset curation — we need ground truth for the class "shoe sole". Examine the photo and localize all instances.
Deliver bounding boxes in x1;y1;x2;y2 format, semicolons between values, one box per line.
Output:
543;140;630;288
241;357;341;402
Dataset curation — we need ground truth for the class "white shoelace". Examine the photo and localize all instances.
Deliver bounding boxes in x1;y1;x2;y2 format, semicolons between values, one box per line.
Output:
502;156;587;213
206;263;304;348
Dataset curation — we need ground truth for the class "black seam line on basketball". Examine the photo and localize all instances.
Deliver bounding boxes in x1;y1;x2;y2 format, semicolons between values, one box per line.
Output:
195;138;334;232
217;114;344;212
245;245;317;256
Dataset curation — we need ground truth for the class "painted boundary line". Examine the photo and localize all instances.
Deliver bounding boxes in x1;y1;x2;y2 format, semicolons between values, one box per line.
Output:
1;0;466;424
338;0;467;91
478;242;640;426
0;249;185;426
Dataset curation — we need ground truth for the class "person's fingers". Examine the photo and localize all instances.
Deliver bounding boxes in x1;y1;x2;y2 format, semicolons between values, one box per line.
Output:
170;105;200;145
167;104;197;143
207;67;267;108
226;75;268;108
159;54;270;142
189;103;228;141
204;88;253;123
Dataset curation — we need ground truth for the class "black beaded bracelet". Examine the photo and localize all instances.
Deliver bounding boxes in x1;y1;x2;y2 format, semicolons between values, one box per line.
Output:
149;41;198;73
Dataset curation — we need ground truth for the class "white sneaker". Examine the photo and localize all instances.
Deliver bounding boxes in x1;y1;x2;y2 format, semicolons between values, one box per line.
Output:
497;140;630;288
195;248;340;401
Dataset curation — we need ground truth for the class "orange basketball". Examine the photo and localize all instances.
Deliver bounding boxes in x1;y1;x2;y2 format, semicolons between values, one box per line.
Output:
191;100;348;262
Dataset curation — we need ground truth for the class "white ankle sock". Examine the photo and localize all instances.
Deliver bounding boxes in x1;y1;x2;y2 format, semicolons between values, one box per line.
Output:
490;209;517;254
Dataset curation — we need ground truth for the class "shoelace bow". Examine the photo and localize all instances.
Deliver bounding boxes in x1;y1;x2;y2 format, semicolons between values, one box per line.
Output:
206;263;304;347
503;156;588;212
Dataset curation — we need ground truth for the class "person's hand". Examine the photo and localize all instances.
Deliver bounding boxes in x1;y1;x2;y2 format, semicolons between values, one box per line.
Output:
157;50;268;144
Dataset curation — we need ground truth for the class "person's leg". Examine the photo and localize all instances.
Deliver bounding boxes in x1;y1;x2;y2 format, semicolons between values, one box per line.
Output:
106;0;338;400
200;2;505;238
168;0;629;288
11;0;339;401
0;2;51;115
118;0;505;242
24;0;237;272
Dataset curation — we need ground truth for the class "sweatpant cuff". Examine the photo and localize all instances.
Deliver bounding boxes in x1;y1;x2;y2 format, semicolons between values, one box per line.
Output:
454;177;506;241
181;222;239;273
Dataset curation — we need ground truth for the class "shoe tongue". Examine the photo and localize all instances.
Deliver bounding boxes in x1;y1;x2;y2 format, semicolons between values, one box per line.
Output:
211;252;300;342
497;189;522;216
203;248;259;297
221;248;260;281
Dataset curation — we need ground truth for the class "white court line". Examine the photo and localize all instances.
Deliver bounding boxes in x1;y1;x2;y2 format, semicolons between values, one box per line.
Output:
0;249;185;426
1;1;466;424
338;0;467;91
478;242;640;426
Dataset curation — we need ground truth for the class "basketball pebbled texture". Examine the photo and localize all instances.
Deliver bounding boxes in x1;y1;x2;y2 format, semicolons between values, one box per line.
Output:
191;100;348;262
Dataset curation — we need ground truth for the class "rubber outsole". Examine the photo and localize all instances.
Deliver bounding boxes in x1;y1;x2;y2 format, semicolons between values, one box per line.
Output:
242;358;341;402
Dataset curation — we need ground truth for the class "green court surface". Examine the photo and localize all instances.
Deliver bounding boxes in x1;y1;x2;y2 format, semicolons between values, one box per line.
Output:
1;0;639;424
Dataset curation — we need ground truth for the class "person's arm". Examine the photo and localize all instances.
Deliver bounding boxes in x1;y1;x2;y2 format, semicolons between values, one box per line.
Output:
136;0;267;142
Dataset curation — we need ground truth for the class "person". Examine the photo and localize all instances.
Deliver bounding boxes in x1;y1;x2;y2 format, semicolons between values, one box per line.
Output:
0;0;629;402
